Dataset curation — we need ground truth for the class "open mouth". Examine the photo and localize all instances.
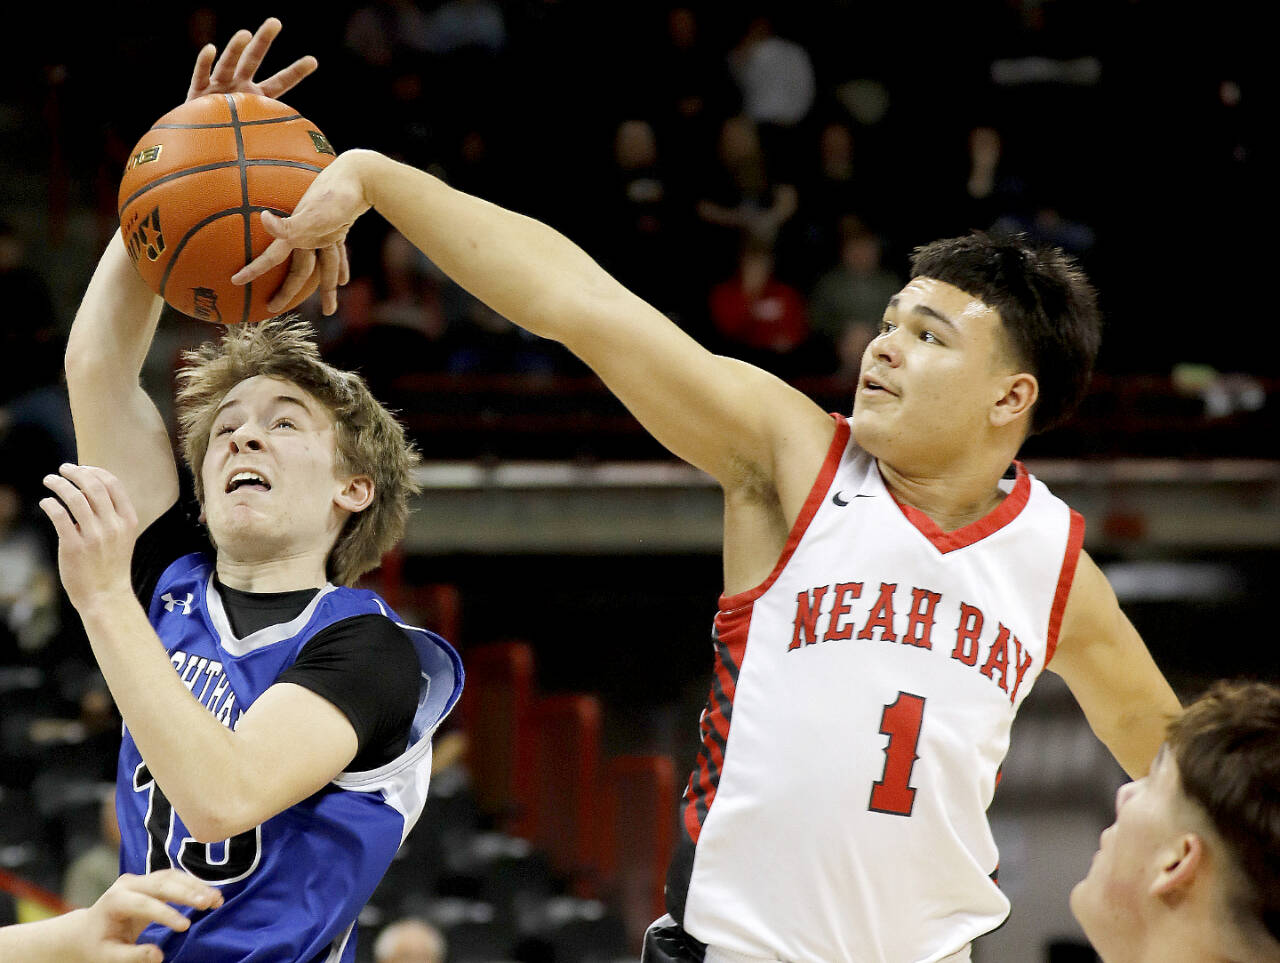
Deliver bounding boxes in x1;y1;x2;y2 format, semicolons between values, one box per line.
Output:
860;375;897;396
225;471;271;494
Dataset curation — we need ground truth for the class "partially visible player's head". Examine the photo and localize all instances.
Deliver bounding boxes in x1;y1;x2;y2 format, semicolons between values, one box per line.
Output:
910;231;1100;435
373;917;446;963
1071;679;1280;963
175;316;420;586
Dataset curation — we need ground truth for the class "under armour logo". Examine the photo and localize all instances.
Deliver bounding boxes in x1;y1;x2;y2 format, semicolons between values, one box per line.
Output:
162;592;194;615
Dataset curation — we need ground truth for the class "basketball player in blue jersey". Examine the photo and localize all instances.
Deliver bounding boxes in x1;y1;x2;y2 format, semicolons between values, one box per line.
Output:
38;20;461;963
237;143;1183;959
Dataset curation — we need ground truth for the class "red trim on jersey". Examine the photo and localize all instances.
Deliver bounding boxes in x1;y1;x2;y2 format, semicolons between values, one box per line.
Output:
1044;509;1086;665
889;461;1032;554
683;600;753;843
718;414;850;613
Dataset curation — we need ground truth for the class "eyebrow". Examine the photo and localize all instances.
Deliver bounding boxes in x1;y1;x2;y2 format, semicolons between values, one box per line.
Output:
887;296;958;330
213;394;315;421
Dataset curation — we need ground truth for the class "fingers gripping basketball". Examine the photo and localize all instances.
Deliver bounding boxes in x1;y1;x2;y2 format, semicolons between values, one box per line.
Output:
117;92;336;324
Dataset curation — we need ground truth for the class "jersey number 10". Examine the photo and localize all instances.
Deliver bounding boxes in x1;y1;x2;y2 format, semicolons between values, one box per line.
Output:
868;691;926;817
134;762;262;884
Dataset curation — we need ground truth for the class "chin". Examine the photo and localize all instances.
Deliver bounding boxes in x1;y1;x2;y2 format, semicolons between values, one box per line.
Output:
208;513;280;551
849;410;885;454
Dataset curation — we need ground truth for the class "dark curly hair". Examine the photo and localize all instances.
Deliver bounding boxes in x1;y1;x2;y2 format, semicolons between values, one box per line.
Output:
910;231;1101;434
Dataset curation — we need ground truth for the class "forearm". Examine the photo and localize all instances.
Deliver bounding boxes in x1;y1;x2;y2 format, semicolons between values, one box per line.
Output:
353;151;625;348
0;910;89;962
78;594;243;840
65;234;164;382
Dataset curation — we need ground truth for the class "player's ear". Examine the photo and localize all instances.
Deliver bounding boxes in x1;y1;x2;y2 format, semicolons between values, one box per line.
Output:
335;474;375;514
1149;832;1204;898
991;372;1038;428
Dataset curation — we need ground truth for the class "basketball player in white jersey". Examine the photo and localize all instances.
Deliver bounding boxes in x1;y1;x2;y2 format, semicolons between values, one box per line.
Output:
1072;679;1280;962
236;148;1184;962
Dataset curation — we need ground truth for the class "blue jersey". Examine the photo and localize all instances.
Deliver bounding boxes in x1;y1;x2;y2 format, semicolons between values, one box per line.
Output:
116;552;463;963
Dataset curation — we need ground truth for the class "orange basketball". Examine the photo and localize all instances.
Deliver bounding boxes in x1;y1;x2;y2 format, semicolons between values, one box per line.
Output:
118;92;336;325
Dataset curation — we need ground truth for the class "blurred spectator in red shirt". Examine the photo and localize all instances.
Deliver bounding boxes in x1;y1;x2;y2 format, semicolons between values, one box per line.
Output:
709;236;811;376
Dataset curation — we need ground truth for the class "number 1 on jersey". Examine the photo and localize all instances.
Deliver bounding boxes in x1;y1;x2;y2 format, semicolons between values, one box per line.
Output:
868;691;926;817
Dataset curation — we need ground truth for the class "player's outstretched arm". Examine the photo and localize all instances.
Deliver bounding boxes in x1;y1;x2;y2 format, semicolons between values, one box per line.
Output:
0;870;222;963
68;17;321;533
1048;551;1183;778
234;150;835;492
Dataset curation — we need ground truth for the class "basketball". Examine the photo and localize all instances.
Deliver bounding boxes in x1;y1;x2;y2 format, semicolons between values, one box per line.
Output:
117;92;336;325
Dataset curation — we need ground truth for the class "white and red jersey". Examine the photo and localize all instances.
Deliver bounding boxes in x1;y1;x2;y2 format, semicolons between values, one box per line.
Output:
669;415;1085;963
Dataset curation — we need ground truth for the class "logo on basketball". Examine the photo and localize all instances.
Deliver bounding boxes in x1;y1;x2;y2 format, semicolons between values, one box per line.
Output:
192;288;222;324
125;207;166;263
127;145;163;170
308;130;336;156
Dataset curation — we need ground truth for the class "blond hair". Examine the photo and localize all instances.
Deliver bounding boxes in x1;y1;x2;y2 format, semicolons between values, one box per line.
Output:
175;316;420;586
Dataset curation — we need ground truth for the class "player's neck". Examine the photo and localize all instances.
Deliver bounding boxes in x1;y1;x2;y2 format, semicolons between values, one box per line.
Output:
876;455;1015;533
1120;909;1240;963
216;550;330;593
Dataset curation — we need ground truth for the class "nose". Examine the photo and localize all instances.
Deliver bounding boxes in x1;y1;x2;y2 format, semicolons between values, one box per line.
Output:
871;325;903;367
228;422;264;453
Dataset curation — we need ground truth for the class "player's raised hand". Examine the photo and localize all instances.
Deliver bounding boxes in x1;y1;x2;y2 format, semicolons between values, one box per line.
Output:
187;16;317;103
233;150;375;315
39;464;139;613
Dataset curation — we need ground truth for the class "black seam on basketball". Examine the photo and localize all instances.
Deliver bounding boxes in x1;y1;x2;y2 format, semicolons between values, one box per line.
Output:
228;94;253;324
151;114;304;130
117;160;326;219
158;206;291;309
118;161;240;216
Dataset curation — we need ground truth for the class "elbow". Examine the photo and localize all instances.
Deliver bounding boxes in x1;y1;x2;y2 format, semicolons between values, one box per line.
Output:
175;807;233;844
174;802;239;844
172;793;259;844
63;337;97;381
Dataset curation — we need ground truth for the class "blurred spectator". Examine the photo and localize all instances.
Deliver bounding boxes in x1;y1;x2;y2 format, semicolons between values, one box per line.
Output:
444;295;561;376
442;127;509;203
808;225;902;382
339;1;434;148
726;12;816;177
648;7;739;174
373;916;447;963
708;235;813;377
321;230;452;394
0;221;64;425
344;0;432;69
792;120;886;287
992;205;1097;260
422;0;506;56
695;115;799;280
0;423;61;666
61;790;120;910
593;119;695;322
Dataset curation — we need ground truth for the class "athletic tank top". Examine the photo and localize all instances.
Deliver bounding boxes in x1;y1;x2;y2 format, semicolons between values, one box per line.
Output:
670;415;1084;963
117;551;464;963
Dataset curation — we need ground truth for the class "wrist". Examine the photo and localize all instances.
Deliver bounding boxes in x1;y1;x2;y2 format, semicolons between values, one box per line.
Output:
340;149;387;208
76;585;140;627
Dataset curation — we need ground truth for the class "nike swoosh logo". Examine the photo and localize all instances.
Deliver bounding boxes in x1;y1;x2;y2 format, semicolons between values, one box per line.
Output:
832;491;872;507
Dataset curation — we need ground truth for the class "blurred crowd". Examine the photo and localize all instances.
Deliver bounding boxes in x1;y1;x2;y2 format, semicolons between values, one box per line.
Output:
0;0;1266;945
1;1;1264;390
